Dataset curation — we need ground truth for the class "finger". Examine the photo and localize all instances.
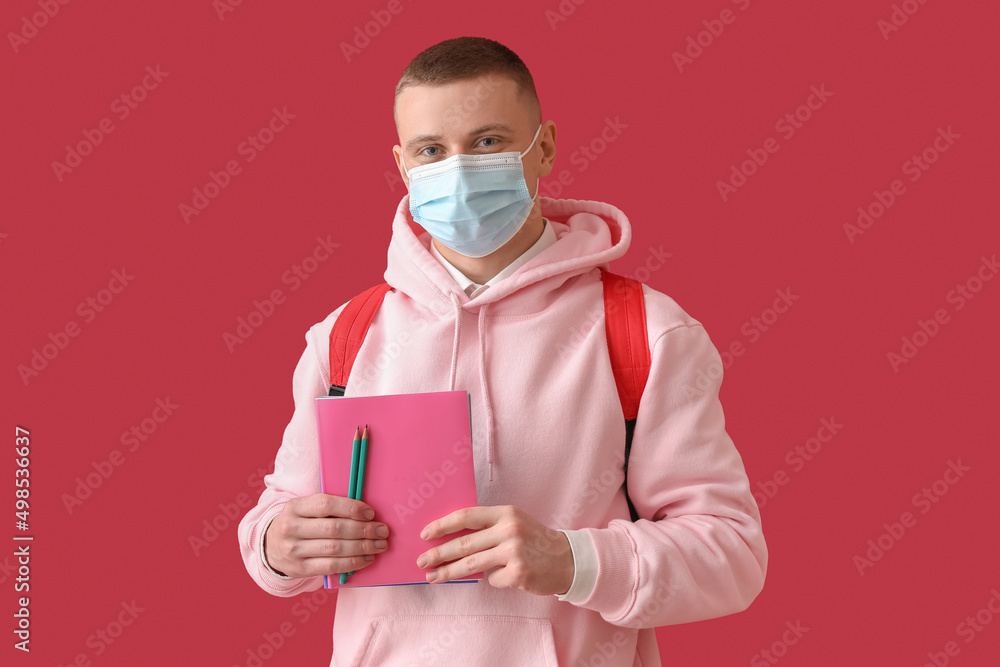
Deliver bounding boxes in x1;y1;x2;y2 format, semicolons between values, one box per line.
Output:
289;516;389;542
426;546;502;584
294;493;375;521
295;553;378;578
421;505;501;540
417;526;499;570
291;535;388;561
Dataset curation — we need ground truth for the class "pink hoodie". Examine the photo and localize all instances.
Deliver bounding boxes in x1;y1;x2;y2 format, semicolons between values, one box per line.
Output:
237;196;767;666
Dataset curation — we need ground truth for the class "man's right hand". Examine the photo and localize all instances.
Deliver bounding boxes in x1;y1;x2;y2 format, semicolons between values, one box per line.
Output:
263;493;389;578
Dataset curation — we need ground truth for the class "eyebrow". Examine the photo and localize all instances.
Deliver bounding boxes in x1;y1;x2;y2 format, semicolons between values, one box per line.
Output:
404;123;516;151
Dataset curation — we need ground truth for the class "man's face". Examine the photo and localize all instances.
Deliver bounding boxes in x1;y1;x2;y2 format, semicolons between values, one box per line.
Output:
394;75;551;196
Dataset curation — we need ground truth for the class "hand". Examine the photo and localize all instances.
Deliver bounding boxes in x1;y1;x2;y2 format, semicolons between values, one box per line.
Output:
415;505;574;596
264;493;389;579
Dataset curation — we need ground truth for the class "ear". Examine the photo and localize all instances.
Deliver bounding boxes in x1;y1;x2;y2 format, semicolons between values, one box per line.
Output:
394;146;411;191
536;121;557;179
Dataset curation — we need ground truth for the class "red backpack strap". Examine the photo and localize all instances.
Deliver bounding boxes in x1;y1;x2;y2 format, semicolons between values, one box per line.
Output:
602;268;650;523
328;283;392;396
601;268;651;421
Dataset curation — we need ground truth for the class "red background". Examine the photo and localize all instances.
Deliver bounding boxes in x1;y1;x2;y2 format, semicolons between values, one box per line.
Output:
3;0;999;665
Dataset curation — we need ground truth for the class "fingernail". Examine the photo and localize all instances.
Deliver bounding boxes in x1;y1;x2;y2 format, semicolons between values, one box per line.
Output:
376;525;388;538
416;554;427;568
363;554;374;562
374;539;387;549
425;569;437;582
419;528;429;539
364;509;374;520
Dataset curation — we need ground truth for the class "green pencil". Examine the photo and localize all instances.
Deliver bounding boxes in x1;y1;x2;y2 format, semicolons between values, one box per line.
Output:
341;426;362;585
348;424;370;577
356;425;370;503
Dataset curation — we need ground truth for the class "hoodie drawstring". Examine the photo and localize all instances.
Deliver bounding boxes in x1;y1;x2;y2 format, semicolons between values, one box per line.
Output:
478;302;494;481
448;293;462;393
447;292;496;481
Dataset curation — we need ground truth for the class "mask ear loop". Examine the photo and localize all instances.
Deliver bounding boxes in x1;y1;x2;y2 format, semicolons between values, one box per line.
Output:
519;124;543;158
521;124;543;205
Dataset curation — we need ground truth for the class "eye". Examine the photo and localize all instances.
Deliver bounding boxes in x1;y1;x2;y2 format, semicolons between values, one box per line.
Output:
418;146;441;157
478;137;499;148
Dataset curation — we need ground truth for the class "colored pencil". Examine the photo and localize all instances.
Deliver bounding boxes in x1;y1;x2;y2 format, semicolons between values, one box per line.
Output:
341;426;362;584
348;425;371;577
356;425;370;503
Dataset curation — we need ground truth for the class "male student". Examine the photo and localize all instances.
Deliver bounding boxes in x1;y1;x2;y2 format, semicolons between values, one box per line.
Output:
238;36;767;666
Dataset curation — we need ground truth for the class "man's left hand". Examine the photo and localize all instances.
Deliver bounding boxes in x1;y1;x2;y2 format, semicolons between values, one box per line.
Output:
416;505;574;596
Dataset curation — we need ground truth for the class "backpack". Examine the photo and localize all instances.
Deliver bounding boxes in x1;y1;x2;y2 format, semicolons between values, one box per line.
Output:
327;268;650;522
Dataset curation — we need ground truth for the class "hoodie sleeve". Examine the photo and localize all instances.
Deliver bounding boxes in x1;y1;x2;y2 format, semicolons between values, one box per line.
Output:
571;321;768;628
237;308;345;597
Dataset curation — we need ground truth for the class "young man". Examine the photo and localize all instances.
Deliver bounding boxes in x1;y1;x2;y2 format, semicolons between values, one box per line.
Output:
238;36;767;666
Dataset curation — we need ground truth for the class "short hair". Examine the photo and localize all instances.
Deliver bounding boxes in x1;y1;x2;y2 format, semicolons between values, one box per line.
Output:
394;36;542;128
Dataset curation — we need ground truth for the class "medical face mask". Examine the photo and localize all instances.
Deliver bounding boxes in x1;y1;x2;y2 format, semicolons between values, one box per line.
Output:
401;124;543;258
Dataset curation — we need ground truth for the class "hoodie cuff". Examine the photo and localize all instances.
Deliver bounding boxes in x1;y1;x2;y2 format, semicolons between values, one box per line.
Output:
555;529;598;603
573;524;639;620
259;509;292;580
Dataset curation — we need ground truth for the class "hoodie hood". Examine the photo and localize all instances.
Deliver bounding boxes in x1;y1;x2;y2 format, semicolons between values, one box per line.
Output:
383;195;633;479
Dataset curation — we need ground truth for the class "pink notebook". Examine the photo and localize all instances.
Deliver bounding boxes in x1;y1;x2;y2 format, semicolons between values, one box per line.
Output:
315;390;481;588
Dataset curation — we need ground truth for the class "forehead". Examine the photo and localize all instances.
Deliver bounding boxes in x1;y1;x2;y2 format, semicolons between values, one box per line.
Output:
396;75;528;139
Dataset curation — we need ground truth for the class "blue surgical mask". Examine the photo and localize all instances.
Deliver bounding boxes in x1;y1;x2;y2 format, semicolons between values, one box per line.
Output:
401;124;543;258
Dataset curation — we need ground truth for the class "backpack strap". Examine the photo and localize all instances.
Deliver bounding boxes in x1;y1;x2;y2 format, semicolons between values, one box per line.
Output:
327;270;651;522
600;268;651;421
327;283;392;397
600;268;651;522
